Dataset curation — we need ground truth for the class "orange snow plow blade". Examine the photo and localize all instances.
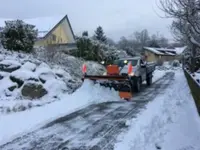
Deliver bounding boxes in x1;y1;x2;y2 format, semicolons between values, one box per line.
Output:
82;64;134;100
119;92;132;100
83;75;127;81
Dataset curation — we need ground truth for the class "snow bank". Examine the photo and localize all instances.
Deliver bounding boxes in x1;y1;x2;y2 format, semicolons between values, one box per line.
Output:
0;80;120;145
115;71;200;150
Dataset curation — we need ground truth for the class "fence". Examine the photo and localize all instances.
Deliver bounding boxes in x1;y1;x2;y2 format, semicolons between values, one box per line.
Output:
184;69;200;115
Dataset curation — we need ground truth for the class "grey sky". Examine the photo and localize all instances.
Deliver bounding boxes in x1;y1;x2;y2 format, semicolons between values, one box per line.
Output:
0;0;173;41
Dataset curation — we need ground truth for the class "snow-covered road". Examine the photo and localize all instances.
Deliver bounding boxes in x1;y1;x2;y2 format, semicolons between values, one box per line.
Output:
115;70;200;150
0;72;175;150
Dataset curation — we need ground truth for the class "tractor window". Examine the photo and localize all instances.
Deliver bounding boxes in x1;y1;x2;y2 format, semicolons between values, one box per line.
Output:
114;59;138;67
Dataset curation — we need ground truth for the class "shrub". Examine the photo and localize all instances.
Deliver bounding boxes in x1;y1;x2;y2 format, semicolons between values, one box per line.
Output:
0;20;37;52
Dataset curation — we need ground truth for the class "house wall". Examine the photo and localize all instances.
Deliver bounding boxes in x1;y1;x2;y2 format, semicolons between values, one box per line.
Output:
145;50;177;63
145;50;159;62
161;55;176;62
35;19;75;46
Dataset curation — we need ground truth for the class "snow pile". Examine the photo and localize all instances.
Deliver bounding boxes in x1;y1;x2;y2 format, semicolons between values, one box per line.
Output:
156;60;182;71
0;80;120;145
115;71;200;150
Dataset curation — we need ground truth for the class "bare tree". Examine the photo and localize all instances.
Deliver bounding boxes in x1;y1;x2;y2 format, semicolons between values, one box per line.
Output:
159;0;200;72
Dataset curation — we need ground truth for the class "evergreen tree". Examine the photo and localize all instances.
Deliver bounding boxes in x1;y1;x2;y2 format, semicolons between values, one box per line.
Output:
94;26;107;43
82;31;88;37
1;20;37;52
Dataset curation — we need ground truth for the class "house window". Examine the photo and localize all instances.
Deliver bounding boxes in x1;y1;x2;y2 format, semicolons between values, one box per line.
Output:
52;34;56;41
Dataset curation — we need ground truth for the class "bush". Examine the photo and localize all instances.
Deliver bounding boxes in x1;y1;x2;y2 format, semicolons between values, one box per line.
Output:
0;20;37;52
74;35;127;64
172;60;180;67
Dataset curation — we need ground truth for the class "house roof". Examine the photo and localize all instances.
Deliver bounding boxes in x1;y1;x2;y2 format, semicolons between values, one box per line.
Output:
174;46;187;55
144;47;177;56
0;14;75;40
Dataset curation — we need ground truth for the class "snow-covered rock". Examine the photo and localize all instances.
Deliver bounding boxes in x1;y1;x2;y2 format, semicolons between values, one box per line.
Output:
10;69;39;87
0;77;17;95
11;69;38;82
44;79;67;97
36;62;56;83
52;68;70;78
21;61;36;71
0;60;21;72
0;71;9;78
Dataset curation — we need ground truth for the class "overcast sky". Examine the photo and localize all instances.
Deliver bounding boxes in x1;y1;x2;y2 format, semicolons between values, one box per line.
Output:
0;0;173;41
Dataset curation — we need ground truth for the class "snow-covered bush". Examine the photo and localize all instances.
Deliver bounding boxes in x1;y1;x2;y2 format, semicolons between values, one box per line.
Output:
0;20;37;52
74;35;128;64
172;60;180;67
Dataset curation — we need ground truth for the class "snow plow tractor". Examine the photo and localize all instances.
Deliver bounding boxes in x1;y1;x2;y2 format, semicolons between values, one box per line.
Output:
81;57;155;100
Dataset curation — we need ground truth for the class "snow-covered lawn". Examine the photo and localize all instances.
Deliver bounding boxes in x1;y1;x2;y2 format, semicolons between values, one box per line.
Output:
114;70;200;150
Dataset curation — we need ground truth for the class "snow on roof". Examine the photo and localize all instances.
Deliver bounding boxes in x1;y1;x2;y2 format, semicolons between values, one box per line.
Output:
144;47;164;55
165;51;176;56
144;47;177;56
175;46;187;55
156;48;175;52
0;15;66;38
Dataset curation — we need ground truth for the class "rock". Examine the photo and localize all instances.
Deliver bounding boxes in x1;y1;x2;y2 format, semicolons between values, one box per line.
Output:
10;69;39;87
8;85;17;92
36;66;56;83
21;62;37;71
0;60;21;72
0;74;3;80
52;68;70;78
10;76;24;88
21;82;48;99
13;104;27;112
39;72;56;83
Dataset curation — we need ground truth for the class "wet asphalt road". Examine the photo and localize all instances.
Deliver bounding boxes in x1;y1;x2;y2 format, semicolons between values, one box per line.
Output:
0;72;175;150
